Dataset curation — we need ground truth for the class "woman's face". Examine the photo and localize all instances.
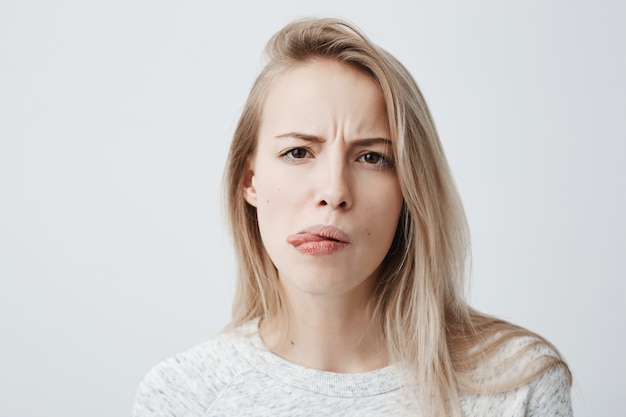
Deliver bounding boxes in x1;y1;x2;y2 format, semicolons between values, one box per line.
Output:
244;60;403;300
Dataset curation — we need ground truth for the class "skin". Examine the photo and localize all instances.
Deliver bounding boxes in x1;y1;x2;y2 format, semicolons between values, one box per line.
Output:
243;59;404;373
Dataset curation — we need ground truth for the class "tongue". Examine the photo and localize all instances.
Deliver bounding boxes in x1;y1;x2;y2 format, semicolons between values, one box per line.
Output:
286;233;328;245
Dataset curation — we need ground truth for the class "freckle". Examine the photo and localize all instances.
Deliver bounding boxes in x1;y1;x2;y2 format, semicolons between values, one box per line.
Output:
266;200;270;204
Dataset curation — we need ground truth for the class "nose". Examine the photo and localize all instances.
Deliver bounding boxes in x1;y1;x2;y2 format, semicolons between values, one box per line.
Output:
317;155;352;210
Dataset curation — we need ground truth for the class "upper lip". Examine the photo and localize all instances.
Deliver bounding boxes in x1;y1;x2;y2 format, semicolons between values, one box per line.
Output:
296;224;350;243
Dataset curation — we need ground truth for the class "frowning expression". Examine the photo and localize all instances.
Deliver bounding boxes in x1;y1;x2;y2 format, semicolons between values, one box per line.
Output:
244;60;404;298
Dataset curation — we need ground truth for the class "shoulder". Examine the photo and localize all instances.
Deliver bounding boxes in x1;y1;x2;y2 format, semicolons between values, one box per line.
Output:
489;333;571;385
461;359;572;417
525;359;572;416
132;325;256;417
456;314;571;387
461;333;573;417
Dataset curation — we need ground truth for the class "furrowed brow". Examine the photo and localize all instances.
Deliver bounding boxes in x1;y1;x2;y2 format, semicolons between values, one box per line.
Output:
353;138;393;148
275;134;392;147
275;132;325;143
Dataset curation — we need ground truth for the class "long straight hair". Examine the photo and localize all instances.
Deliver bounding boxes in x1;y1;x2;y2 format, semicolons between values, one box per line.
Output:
224;17;570;416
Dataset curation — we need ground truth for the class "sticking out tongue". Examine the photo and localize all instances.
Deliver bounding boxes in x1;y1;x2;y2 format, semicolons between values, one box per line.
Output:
286;233;332;246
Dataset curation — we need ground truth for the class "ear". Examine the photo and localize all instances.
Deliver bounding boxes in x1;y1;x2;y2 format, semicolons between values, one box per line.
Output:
242;159;257;207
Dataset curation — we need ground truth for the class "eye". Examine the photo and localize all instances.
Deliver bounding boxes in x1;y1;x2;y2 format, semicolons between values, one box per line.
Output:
358;152;393;168
280;147;312;161
288;148;308;159
362;152;382;164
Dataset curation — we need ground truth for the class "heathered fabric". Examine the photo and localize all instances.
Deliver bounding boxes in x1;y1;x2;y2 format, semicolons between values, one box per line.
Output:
133;320;572;416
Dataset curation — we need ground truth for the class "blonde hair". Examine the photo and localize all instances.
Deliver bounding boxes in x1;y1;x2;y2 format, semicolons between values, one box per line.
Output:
224;17;570;416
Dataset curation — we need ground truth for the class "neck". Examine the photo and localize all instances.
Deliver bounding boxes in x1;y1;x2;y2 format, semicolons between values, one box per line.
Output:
259;282;389;373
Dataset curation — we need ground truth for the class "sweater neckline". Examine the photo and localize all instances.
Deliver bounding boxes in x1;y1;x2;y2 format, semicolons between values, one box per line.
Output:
230;318;404;397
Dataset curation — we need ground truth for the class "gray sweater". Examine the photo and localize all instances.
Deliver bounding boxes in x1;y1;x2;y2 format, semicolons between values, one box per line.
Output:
133;320;572;416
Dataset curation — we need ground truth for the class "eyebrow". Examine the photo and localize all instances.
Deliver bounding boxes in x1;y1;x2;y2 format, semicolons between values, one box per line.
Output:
275;132;325;142
275;132;392;147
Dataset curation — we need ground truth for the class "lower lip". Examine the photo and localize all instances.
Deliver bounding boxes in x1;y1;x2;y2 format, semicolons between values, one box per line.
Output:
291;240;349;256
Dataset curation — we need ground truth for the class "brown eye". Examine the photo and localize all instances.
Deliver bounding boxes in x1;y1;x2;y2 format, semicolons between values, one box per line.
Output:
358;152;394;169
289;148;308;159
363;152;381;164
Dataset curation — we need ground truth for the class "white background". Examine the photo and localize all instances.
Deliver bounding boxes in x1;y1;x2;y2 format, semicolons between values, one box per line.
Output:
1;1;624;416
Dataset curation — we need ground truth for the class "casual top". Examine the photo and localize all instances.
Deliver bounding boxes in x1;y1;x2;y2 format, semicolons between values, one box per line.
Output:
133;319;572;417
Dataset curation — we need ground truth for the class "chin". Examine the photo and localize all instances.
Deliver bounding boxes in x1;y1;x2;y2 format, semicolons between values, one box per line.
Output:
279;269;373;298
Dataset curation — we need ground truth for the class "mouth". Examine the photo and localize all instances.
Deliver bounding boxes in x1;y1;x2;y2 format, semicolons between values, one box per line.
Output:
286;225;350;255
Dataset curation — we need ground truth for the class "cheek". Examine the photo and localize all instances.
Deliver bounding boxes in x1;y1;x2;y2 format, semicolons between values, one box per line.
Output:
361;179;403;215
254;174;306;229
256;180;289;209
253;177;309;267
254;160;314;210
362;184;403;240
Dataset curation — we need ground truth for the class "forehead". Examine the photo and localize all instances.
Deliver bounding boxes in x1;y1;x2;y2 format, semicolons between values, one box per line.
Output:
259;59;389;137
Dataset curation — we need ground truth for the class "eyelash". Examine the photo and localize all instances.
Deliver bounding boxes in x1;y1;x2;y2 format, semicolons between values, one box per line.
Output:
280;147;312;161
357;152;394;168
279;148;394;169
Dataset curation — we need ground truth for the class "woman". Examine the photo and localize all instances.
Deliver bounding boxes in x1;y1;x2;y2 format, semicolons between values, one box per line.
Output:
134;18;572;416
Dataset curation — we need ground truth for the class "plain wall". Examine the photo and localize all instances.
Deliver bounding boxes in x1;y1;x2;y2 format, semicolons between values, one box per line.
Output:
1;1;624;416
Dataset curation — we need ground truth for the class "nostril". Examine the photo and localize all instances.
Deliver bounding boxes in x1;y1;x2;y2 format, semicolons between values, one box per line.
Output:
320;200;328;206
339;201;347;208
